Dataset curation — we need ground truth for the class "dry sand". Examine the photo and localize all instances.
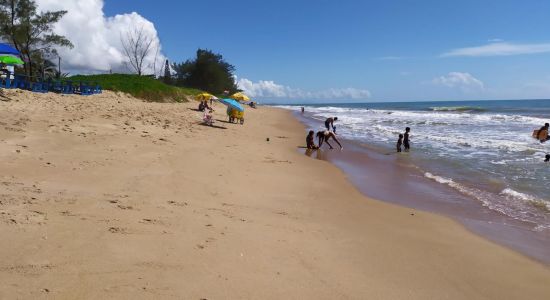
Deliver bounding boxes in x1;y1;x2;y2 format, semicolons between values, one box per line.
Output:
1;89;549;299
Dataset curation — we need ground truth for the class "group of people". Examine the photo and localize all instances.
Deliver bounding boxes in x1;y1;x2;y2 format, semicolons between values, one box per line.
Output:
396;127;411;152
305;116;412;153
306;117;343;150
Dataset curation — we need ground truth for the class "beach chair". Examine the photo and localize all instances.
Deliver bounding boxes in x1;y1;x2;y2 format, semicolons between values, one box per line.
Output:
12;75;27;89
62;81;74;94
92;83;102;94
51;80;63;93
79;82;93;96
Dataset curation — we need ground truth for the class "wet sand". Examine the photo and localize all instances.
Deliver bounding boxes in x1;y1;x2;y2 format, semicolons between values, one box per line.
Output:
1;90;550;299
297;111;550;264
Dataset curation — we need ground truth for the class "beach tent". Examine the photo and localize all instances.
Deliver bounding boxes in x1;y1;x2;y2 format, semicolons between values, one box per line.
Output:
0;43;20;56
0;55;24;65
219;98;244;112
230;92;250;102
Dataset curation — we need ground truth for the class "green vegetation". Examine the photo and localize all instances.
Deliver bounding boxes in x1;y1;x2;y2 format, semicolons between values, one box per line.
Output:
69;74;203;102
172;49;239;95
0;0;73;78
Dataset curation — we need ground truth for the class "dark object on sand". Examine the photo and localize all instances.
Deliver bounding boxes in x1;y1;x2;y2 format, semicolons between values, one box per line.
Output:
266;138;270;142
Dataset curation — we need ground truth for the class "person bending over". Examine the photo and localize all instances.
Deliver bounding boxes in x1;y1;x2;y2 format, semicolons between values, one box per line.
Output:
306;130;318;149
325;117;338;132
317;131;343;150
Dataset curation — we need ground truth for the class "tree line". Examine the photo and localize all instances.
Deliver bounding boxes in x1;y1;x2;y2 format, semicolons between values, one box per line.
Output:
0;0;240;95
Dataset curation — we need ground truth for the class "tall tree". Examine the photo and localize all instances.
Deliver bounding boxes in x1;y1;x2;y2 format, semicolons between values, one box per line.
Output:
172;49;239;94
163;59;171;84
0;0;72;78
120;26;154;76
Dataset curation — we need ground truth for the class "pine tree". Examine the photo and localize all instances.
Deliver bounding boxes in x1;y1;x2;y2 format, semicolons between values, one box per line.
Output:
163;59;171;84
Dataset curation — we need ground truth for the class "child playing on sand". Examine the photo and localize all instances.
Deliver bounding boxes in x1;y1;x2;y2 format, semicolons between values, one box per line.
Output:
306;130;318;149
397;134;403;152
404;127;411;152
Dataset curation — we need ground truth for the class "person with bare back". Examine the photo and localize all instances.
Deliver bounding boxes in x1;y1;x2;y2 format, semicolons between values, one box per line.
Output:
316;131;343;150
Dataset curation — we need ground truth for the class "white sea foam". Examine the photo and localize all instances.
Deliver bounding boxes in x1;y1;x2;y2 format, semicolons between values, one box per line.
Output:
280;103;550;230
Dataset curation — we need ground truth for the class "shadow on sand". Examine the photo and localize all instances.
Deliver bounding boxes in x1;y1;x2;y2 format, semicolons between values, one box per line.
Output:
198;122;227;130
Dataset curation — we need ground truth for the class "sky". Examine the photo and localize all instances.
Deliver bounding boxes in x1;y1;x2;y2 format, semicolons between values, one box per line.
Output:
36;0;550;103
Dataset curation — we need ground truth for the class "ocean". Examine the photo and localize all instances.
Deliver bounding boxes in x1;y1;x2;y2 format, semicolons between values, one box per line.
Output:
278;99;550;234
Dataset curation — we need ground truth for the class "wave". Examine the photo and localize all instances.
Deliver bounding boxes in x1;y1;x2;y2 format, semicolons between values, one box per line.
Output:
424;172;550;231
429;106;487;112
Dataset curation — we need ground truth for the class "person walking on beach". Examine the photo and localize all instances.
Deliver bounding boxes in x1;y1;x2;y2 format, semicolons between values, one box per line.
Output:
396;134;403;152
325;117;338;132
403;127;411;152
306;130;318;149
317;131;343;150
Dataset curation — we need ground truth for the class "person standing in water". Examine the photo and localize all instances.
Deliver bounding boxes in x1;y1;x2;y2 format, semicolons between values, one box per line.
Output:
396;134;403;152
545;154;550;162
403;127;411;152
301;107;305;114
537;123;549;142
325;117;338;132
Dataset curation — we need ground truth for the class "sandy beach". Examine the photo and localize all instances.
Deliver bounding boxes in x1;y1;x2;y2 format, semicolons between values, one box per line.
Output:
1;90;550;299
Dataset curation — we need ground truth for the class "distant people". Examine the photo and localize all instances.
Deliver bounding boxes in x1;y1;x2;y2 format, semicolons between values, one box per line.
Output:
396;134;403;152
545;154;550;162
403;127;411;152
536;123;549;142
317;130;343;150
306;130;318;149
301;107;305;114
198;101;205;112
325;117;338;132
249;102;256;109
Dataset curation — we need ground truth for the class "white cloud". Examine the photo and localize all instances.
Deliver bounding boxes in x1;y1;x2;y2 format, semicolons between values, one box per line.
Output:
35;0;166;75
442;42;550;57
236;78;371;100
432;72;484;92
488;38;504;43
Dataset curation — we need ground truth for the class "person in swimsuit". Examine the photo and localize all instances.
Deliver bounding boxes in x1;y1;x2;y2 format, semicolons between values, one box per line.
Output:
537;123;549;142
325;117;338;132
306;130;318;149
403;127;411;151
396;134;403;152
317;131;343;150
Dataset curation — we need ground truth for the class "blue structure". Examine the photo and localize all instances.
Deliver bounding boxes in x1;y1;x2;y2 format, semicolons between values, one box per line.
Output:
0;43;20;56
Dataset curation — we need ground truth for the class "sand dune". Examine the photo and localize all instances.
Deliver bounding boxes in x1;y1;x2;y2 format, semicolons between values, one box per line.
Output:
1;90;549;299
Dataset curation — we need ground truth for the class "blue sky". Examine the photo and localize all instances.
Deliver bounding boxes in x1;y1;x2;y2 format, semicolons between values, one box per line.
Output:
104;0;550;102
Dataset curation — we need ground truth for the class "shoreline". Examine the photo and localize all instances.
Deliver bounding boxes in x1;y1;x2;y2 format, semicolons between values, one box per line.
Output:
1;90;550;299
290;108;550;264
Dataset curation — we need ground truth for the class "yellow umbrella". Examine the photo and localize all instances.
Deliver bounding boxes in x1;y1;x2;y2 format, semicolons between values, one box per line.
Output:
230;92;250;102
195;92;213;101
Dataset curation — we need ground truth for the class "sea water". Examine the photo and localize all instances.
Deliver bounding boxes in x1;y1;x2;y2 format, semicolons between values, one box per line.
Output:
278;100;550;232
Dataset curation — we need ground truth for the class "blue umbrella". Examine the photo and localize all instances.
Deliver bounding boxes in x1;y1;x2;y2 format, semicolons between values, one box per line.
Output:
219;98;244;112
0;43;20;56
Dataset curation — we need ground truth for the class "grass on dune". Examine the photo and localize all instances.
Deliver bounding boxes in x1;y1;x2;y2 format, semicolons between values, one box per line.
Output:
68;74;203;102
